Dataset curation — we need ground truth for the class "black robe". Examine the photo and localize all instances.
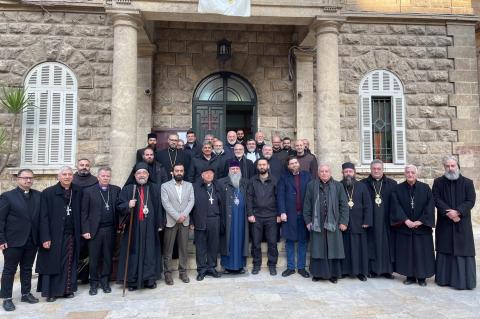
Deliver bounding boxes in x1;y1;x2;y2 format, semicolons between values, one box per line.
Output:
341;180;373;277
116;182;164;289
432;174;476;290
360;175;396;275
124;161;168;186
36;183;82;297
390;181;435;279
72;173;97;189
155;148;191;181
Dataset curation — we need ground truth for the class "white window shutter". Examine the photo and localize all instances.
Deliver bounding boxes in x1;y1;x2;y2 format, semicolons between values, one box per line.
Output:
393;95;406;164
22;62;77;167
360;95;373;164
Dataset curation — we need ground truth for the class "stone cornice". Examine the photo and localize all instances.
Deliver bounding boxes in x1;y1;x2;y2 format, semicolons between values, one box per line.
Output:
342;11;479;24
108;11;143;29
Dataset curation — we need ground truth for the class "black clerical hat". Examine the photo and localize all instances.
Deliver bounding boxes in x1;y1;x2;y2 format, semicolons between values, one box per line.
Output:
201;166;215;174
147;133;157;139
342;162;355;170
135;162;149;172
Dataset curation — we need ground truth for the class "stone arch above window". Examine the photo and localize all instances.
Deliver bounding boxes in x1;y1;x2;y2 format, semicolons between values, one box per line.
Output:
359;69;406;166
21;62;78;167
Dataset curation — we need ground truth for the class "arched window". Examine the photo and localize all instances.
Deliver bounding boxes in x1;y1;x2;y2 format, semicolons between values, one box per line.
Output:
22;62;77;167
359;70;406;165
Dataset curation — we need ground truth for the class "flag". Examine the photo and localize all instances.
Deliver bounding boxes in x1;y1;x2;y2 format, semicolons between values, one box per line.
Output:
198;0;251;17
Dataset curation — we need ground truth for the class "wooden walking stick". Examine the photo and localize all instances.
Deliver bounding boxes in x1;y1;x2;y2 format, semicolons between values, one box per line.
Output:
122;184;137;297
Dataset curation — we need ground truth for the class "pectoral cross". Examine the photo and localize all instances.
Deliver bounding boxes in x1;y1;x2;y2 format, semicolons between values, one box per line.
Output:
105;203;110;210
410;199;414;209
66;206;72;216
209;197;214;205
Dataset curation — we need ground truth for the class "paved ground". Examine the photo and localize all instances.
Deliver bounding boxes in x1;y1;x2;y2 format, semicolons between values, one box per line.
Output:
2;234;480;319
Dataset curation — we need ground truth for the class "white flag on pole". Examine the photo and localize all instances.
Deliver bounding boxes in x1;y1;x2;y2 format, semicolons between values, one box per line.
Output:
198;0;251;17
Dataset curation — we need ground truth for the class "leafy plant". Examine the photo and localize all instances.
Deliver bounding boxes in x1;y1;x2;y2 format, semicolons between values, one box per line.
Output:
0;86;31;175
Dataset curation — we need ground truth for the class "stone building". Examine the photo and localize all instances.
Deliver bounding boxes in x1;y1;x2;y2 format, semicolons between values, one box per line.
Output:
0;0;479;205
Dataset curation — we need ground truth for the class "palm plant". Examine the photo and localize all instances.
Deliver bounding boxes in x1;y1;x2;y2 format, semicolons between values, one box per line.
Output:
0;86;31;175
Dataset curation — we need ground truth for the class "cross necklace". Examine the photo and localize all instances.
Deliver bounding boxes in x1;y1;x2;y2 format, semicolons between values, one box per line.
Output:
99;187;110;211
65;189;72;216
206;188;214;205
168;148;178;176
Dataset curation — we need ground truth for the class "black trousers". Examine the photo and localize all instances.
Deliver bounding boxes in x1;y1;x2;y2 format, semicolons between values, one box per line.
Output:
251;216;278;268
88;226;114;287
0;243;37;298
194;216;220;275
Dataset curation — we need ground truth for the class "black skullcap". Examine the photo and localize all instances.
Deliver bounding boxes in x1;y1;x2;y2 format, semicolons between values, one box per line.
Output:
342;162;355;170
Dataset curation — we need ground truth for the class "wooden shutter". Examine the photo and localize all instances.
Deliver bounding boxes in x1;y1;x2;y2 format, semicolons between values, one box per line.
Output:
22;62;77;167
393;95;406;164
360;95;373;164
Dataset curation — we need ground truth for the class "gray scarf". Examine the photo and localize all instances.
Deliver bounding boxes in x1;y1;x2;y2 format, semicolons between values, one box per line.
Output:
312;179;339;233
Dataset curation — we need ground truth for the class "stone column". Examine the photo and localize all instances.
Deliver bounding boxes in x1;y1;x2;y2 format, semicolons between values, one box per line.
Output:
314;20;342;178
295;51;315;153
137;44;156;148
110;13;141;186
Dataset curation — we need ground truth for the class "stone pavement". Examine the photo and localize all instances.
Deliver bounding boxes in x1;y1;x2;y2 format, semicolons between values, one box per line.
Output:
2;234;480;319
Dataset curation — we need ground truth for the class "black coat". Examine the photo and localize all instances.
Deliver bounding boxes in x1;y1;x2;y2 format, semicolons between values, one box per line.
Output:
432;175;476;256
0;187;41;247
155;148;190;181
191;181;224;231
188;154;221;184
254;157;286;182
184;141;201;158
390;181;435;235
125;161;168;186
36;183;82;275
341;180;373;234
81;184;121;238
214;152;233;180
246;174;278;218
235;156;255;180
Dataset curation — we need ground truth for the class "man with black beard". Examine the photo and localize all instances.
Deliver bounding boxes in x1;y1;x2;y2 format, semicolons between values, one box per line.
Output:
247;158;279;276
340;162;372;281
257;145;284;180
125;148;168;186
161;164;195;285
282;137;295;155
156;133;190;181
433;156;476;290
236;129;246;147
232;143;255;179
218;161;249;274
73;159;97;189
117;162;164;291
136;133;157;163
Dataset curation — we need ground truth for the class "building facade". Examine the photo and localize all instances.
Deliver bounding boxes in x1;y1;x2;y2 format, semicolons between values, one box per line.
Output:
0;0;479;214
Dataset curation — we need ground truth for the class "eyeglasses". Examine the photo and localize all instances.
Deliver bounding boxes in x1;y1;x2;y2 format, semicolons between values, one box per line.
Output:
18;176;34;180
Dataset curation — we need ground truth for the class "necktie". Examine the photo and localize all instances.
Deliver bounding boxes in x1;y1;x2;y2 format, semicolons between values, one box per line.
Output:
139;186;145;221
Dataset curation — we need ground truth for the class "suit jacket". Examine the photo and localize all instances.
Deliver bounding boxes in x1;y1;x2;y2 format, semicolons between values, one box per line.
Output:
0;187;41;247
81;183;121;238
161;179;195;227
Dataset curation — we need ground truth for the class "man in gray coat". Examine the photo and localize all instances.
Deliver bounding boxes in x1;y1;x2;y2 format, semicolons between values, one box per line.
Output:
303;163;349;283
161;164;195;285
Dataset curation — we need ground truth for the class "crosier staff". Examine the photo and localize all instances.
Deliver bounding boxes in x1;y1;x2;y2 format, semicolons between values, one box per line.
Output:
122;184;137;297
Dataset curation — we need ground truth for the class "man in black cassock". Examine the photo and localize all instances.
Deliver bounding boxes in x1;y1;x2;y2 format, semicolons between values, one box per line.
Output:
191;167;224;281
340;162;372;281
156;133;190;181
433;156;476;290
0;169;40;311
136;133;157;163
81;167;121;295
391;165;435;287
72;158;98;284
36;166;82;302
125;148;168;186
117;162;164;291
360;159;396;279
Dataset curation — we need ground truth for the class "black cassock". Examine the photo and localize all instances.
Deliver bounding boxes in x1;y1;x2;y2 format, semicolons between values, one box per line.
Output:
156;148;191;181
116;182;164;289
432;175;476;290
360;176;396;276
36;183;82;298
341;180;373;277
391;181;435;279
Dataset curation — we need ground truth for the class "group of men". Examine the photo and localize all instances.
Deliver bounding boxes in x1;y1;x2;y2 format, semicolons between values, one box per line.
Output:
0;128;476;313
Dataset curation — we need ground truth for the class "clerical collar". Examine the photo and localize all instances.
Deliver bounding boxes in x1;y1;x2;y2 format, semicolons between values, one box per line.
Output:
291;171;300;176
168;148;176;152
18;186;30;194
98;183;109;191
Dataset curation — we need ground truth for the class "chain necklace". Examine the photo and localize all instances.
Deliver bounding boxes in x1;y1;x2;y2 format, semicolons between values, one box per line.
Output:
99;187;110;211
168;148;178;176
137;186;150;216
372;179;383;207
65;189;72;216
206;186;214;205
346;184;355;209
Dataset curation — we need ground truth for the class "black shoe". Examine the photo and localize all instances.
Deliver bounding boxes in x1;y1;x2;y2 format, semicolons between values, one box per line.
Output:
382;273;395;279
357;274;367;282
329;277;338;284
403;277;416;285
269;267;277;276
196;273;205;281
146;282;157;289
239;268;246;274
367;272;377;278
89;287;98;296
128;287;137;291
102;285;112;293
21;293;39;304
64;293;74;298
298;269;310;278
312;277;321;282
2;299;15;312
46;297;56;302
251;267;260;275
281;269;295;277
418;279;427;287
207;270;221;278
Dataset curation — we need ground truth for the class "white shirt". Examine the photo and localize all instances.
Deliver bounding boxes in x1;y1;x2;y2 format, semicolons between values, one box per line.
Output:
174;181;183;202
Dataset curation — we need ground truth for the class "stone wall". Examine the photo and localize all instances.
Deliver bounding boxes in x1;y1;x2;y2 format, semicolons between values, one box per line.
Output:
152;22;296;141
345;0;474;14
0;9;113;191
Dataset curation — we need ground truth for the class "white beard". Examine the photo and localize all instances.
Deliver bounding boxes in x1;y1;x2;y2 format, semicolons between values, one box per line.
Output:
444;169;460;181
229;172;241;189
